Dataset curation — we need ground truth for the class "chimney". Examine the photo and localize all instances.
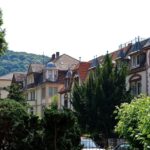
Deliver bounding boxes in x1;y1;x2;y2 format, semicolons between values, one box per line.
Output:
56;52;59;58
51;54;55;61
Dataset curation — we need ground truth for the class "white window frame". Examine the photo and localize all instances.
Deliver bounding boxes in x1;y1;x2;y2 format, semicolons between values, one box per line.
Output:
131;55;140;68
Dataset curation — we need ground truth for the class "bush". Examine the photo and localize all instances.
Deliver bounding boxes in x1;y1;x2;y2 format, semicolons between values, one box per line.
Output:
115;95;150;149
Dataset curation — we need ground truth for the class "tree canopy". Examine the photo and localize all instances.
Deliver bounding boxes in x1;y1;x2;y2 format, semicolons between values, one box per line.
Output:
72;53;131;147
6;83;26;105
115;95;150;149
0;50;50;76
0;99;29;150
42;107;81;150
0;9;7;55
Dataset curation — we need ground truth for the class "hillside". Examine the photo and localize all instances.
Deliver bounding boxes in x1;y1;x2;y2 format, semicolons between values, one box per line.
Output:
0;50;50;76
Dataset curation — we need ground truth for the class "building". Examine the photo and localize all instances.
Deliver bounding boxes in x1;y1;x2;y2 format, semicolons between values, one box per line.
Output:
0;72;26;99
23;52;79;116
59;62;91;109
0;73;13;99
59;36;150;109
103;37;150;97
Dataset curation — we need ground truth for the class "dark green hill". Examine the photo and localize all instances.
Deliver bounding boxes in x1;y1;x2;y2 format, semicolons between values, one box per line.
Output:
0;50;50;76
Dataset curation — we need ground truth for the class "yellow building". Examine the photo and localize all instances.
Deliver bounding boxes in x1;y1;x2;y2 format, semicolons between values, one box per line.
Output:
24;52;79;116
0;73;13;99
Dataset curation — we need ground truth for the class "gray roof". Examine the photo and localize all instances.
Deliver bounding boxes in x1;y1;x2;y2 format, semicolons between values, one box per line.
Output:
28;64;44;73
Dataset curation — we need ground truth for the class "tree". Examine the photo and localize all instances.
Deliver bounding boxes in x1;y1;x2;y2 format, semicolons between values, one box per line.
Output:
0;99;29;150
6;83;26;105
0;9;7;55
42;107;81;150
72;53;131;147
115;95;150;149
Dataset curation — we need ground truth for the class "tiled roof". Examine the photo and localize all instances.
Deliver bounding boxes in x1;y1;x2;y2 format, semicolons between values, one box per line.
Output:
73;62;91;81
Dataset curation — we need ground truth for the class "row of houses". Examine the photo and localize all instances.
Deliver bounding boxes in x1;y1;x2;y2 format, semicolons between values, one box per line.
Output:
1;36;150;116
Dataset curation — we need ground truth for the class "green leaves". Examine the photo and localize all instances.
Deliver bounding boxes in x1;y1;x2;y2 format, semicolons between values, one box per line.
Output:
42;108;81;150
0;9;7;55
6;83;26;105
115;95;150;149
72;53;130;148
0;50;50;76
0;99;29;150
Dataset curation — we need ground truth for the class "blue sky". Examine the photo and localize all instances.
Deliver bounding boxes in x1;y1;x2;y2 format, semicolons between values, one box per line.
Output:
0;0;150;61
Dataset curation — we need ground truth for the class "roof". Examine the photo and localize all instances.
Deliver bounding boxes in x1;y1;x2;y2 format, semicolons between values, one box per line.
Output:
110;43;132;60
12;72;26;83
0;72;26;81
143;38;150;48
28;64;44;73
73;62;91;81
0;73;14;80
46;62;56;69
128;38;149;54
52;54;79;70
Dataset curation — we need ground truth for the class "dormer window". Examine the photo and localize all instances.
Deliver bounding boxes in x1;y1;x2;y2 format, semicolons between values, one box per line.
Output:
131;55;140;68
44;62;58;82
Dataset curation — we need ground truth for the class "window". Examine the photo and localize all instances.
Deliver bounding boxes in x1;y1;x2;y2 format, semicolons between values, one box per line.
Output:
48;87;58;96
48;70;52;79
31;91;35;100
64;93;68;108
130;81;141;96
41;87;46;99
131;55;140;68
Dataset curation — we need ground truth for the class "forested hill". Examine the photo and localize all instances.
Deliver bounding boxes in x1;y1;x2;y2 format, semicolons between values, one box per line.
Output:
0;50;50;76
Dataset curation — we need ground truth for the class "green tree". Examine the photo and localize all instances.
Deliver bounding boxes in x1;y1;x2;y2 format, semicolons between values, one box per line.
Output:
42;108;81;150
0;9;7;55
115;95;150;150
72;53;130;147
0;99;29;150
6;83;26;105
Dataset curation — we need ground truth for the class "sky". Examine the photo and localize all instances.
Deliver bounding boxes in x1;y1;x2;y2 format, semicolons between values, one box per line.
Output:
0;0;150;61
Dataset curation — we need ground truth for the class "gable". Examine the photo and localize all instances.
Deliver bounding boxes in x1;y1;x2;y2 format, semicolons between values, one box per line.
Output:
53;54;79;70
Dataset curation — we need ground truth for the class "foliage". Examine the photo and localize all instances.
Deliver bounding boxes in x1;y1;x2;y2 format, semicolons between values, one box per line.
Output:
50;95;59;110
0;9;7;55
0;99;82;150
42;108;81;150
115;95;150;150
72;53;131;147
0;99;29;150
6;83;26;105
0;50;50;76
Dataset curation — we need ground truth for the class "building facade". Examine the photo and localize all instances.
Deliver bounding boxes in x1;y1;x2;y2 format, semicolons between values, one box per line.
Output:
23;52;79;116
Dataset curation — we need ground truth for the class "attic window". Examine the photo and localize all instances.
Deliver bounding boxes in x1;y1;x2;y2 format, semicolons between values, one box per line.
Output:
131;55;140;68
